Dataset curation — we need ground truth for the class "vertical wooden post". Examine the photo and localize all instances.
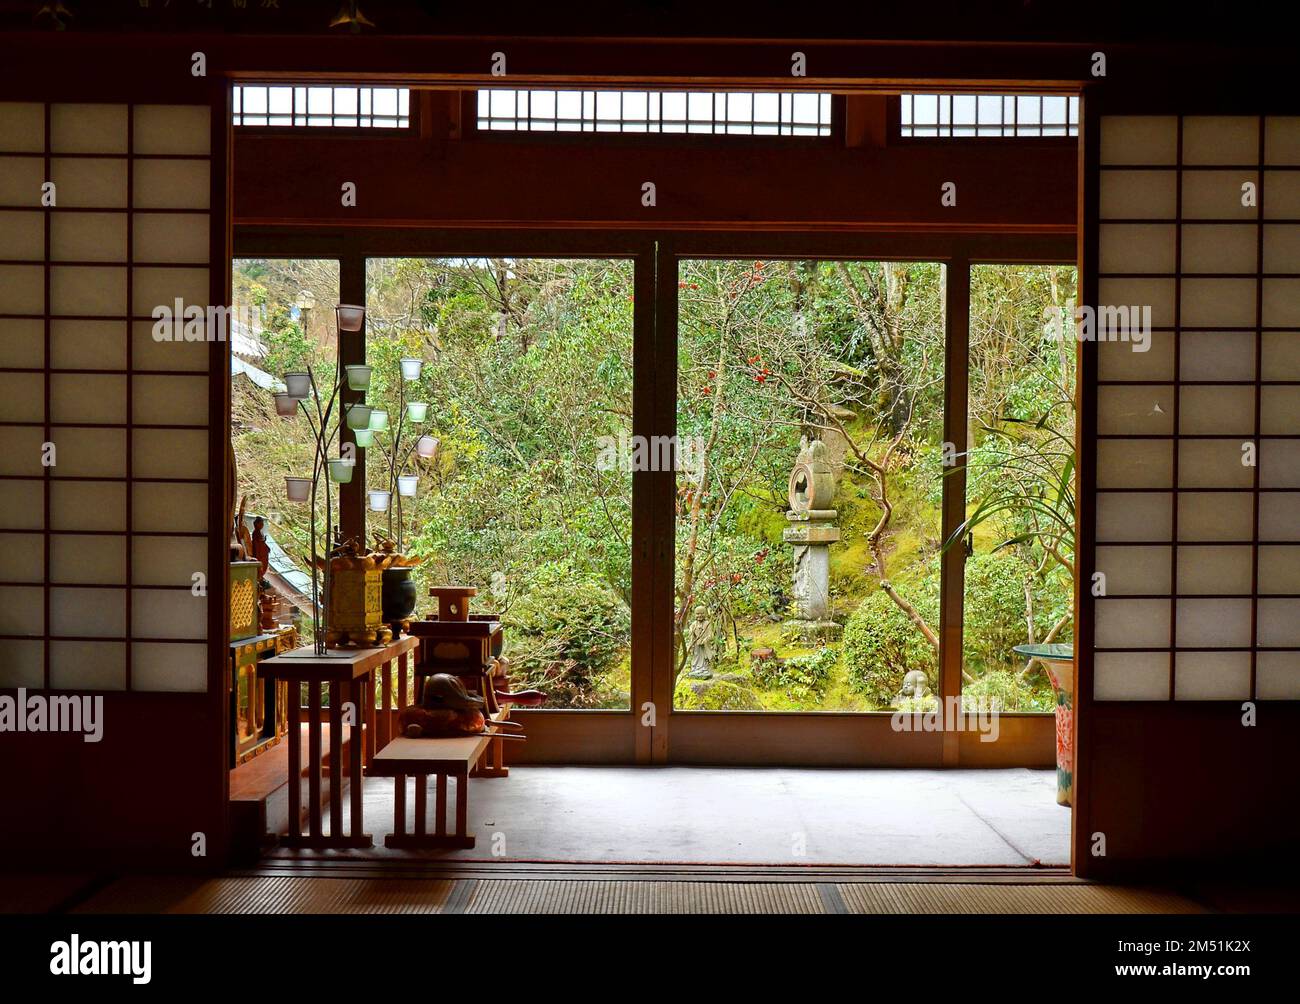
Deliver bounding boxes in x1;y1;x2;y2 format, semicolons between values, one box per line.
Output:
328;681;342;837
649;241;677;764
414;776;428;836
307;683;322;838
349;677;364;839
939;258;971;767
286;683;301;839
393;774;406;837
436;773;448;836
631;239;657;764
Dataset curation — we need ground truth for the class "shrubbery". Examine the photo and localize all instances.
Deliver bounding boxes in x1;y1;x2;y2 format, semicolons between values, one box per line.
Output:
752;646;836;701
841;584;939;705
504;559;631;708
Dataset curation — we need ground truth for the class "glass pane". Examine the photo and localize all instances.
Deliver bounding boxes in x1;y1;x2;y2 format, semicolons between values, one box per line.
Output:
964;264;1079;712
366;258;634;710
674;260;944;712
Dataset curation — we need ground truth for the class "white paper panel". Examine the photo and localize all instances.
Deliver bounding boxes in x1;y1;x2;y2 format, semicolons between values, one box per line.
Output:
1262;279;1300;327
0;426;45;475
49;480;125;531
1097;439;1173;489
51;319;127;371
1094;651;1170;700
133;482;208;533
1099;330;1174;381
1181;171;1258;220
1258;545;1300;594
1182;116;1259;165
131;535;207;587
1174;651;1251;700
51;533;125;584
1257;599;1300;647
0;264;45;314
1097;385;1175;435
0;532;43;582
50;265;127;316
1263;171;1300;218
132;588;207;640
1265;117;1300;165
131;641;208;692
1179;385;1255;435
1096;492;1173;542
51;586;125;636
1180;224;1258;274
50;158;128;208
132;267;210;316
1177;597;1252;647
0;211;44;259
1260;439;1300;488
1179;439;1256;488
1175;545;1254;594
0;479;44;530
1259;493;1300;540
50;212;127;263
0;103;44;153
47;426;125;478
1099;224;1176;273
50;640;126;690
50;104;128;154
1097;277;1175;327
132;429;207;479
133;159;210;209
0;639;44;687
1180;278;1257;327
0;318;45;368
1178;491;1255;541
133;105;210;156
0;585;43;634
133;214;209;264
132;374;208;426
1261;386;1300;434
50;373;127;424
0;156;45;205
1095;545;1171;595
1100;116;1177;165
1179;331;1256;381
1256;651;1300;699
131;320;209;372
1262;333;1300;380
0;372;44;422
1099;170;1177;219
1263;225;1300;272
1095;598;1171;648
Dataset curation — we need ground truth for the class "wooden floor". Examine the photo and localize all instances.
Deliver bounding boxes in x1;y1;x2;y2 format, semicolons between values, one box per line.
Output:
52;873;1209;915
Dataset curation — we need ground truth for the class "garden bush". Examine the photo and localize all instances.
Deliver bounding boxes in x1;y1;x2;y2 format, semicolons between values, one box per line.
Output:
752;646;837;701
841;585;939;705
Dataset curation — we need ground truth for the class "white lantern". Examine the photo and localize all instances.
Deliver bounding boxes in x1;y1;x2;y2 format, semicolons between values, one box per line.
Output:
283;372;311;399
328;458;354;484
397;474;419;497
400;357;423;381
336;304;366;332
368;490;392;512
345;364;372;391
273;392;297;417
368;408;389;431
352;428;375;448
285;477;312;502
416;434;439;459
406;401;429;423
345;403;373;430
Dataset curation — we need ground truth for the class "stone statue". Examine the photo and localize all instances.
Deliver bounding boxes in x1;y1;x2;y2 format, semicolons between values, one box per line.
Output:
783;437;841;636
897;669;932;702
685;606;716;680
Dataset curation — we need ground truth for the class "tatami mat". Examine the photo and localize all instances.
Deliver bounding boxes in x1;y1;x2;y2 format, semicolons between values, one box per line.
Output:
68;874;1209;915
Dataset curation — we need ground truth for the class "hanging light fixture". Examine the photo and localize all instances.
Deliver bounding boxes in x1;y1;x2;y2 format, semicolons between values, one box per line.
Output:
368;408;389;431
368;489;392;512
273;392;298;417
336;304;366;332
283;372;311;399
399;357;423;381
285;477;312;502
344;364;373;391
397;474;419;497
416;434;439;459
345;403;373;430
328;458;355;483
352;428;375;448
406;401;429;423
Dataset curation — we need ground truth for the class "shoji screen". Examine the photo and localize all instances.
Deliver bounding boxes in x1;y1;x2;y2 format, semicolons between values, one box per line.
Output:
1094;115;1300;702
0;102;213;693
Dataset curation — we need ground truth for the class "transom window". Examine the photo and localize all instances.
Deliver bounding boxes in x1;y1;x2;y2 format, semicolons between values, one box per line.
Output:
476;89;833;136
901;93;1079;137
233;85;411;128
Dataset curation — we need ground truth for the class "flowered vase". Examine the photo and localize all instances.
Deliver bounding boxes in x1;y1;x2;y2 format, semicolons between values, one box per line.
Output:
1043;659;1074;806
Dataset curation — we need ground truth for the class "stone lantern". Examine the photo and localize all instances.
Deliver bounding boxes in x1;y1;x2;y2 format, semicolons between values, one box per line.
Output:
783;438;841;636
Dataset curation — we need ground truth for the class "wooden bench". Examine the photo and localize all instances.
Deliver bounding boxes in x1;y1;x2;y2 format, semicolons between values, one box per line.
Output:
369;732;498;848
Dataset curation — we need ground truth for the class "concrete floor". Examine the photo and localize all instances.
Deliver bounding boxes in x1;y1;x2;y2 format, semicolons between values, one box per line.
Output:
282;767;1071;867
